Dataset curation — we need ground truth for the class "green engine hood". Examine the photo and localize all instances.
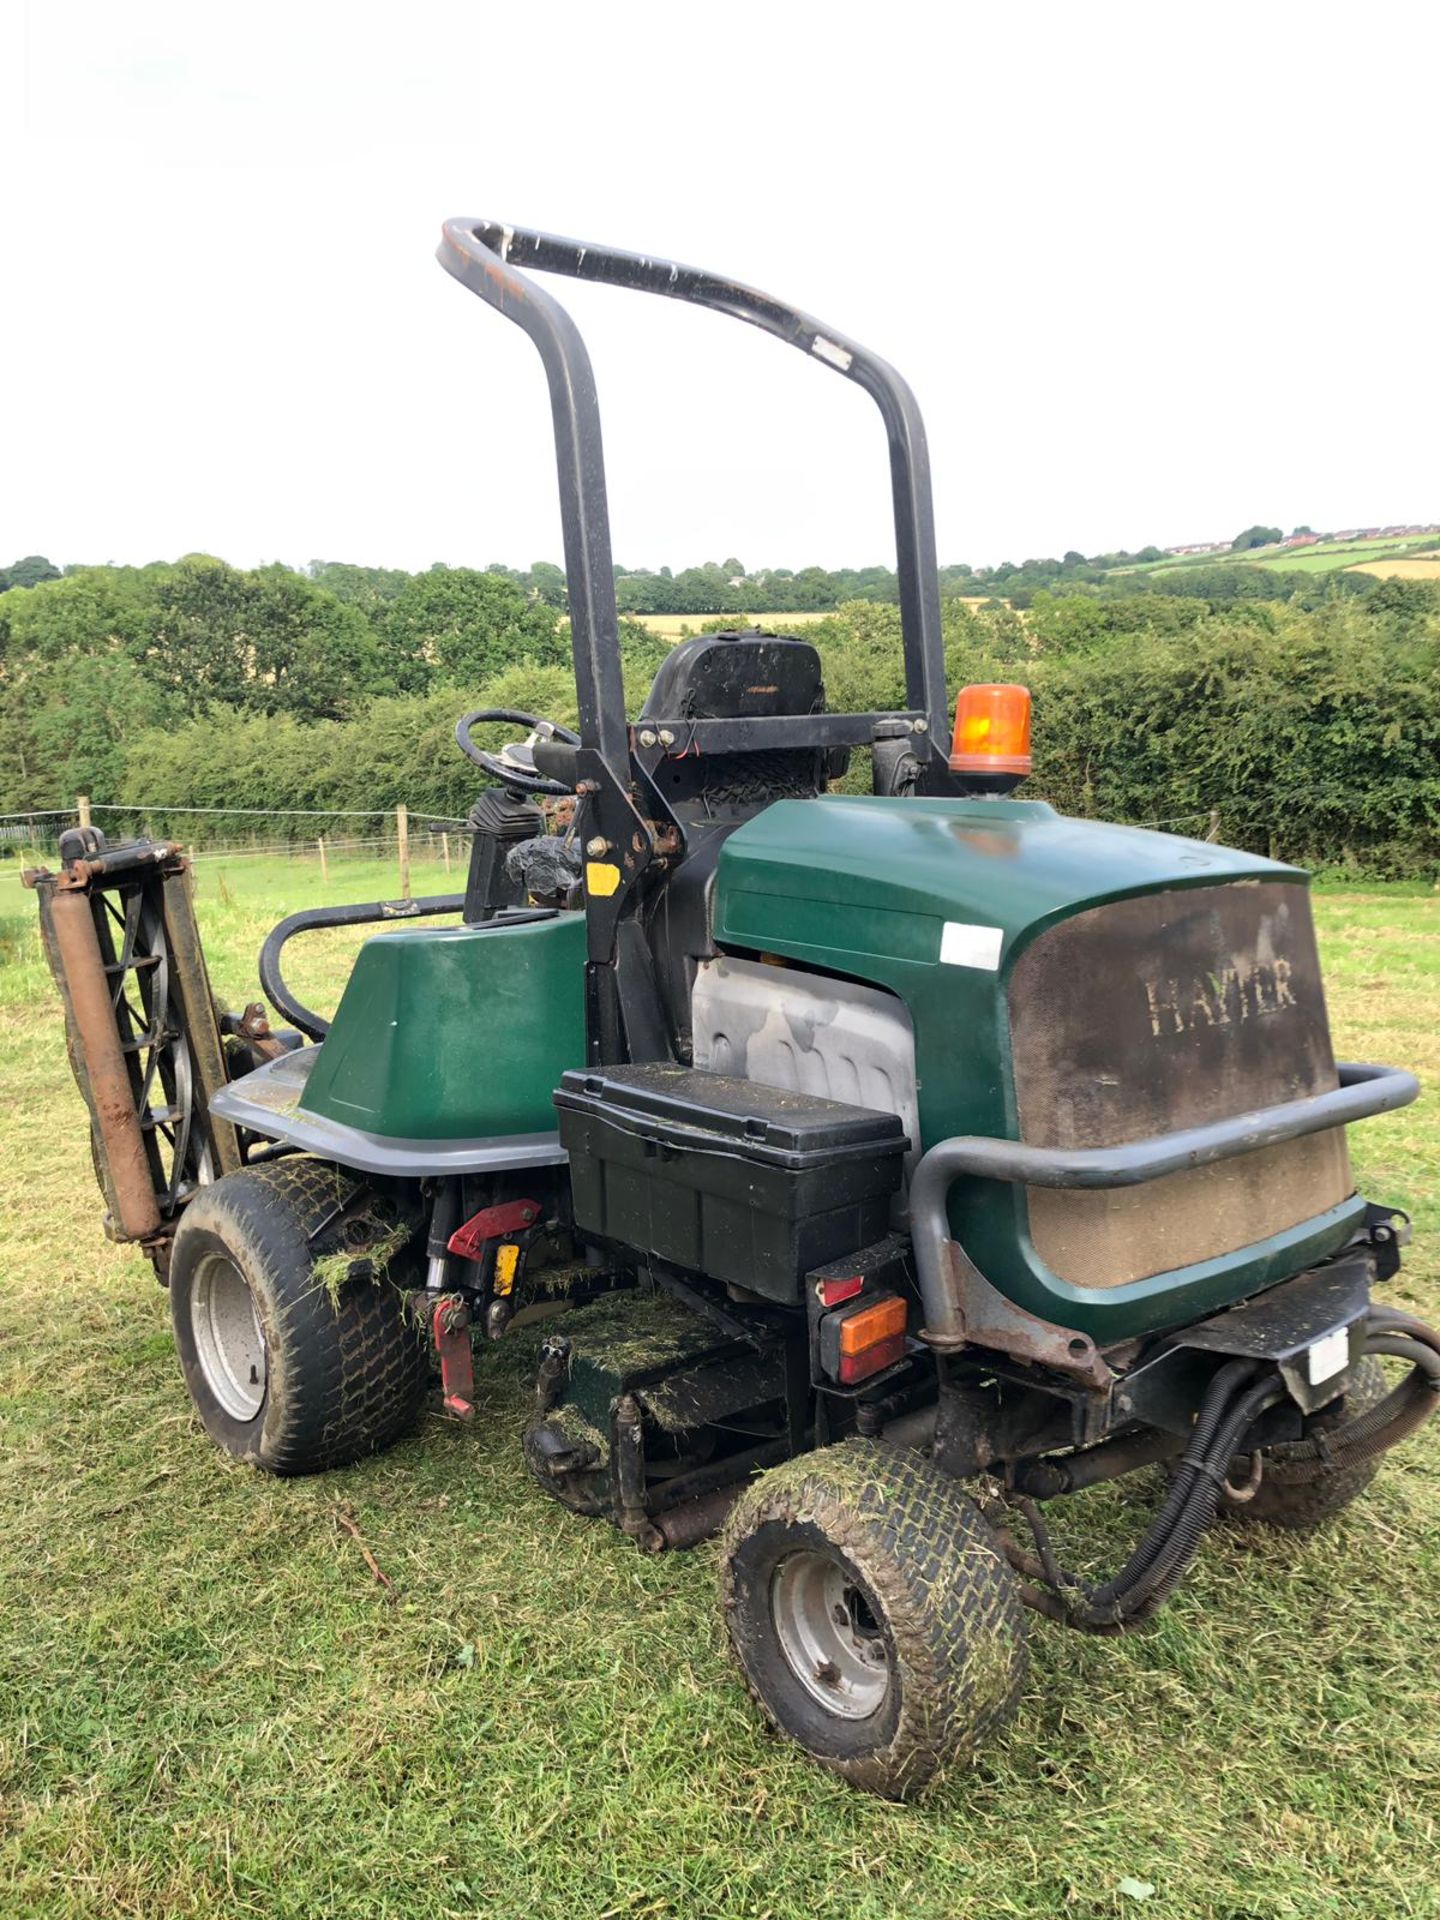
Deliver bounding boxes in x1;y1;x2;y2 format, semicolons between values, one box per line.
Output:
714;797;1358;1338
714;794;1294;1016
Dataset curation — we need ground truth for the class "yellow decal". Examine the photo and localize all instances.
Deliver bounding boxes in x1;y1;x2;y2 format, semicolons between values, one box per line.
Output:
586;861;621;898
494;1244;520;1297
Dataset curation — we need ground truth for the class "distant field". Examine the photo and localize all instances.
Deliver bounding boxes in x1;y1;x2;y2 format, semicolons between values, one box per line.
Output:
1253;536;1439;575
1348;553;1440;581
629;609;833;638
1123;534;1440;580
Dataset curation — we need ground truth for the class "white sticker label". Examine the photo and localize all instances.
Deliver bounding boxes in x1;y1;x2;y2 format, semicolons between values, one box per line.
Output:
810;334;854;371
1307;1326;1349;1386
939;921;1004;970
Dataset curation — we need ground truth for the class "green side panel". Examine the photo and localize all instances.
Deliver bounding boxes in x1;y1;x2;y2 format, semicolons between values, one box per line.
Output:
299;911;587;1140
714;797;1351;1339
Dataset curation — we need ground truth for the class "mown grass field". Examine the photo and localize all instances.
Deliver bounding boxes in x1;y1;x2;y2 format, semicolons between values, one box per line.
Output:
1251;536;1438;575
1;856;1438;1920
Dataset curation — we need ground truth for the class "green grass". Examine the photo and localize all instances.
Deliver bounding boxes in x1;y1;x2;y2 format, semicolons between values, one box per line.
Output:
1253;540;1435;575
1;860;1438;1919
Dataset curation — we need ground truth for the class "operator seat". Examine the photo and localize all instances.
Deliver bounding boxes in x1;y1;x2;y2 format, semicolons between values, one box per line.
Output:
638;630;846;807
638;630;846;1059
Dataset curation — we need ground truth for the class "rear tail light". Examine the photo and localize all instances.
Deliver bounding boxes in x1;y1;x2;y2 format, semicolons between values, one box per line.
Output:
817;1273;864;1309
822;1292;909;1385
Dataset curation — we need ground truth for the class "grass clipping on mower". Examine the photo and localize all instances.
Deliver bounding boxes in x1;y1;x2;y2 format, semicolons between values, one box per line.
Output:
311;1220;414;1311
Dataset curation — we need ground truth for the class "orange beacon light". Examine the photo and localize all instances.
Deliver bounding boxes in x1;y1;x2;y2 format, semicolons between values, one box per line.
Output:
948;682;1033;779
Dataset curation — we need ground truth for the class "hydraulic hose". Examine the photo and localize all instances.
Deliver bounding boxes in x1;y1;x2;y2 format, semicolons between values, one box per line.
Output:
1016;1362;1283;1632
1087;1359;1258;1604
1014;1304;1440;1634
1119;1374;1286;1622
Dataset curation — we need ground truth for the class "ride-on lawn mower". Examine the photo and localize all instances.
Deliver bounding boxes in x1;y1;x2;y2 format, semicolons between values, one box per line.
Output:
28;218;1440;1799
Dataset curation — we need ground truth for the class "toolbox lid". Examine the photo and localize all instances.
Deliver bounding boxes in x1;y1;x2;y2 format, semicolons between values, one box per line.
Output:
555;1063;907;1165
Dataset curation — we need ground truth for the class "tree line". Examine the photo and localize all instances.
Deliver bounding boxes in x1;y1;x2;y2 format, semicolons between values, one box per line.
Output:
2;550;1435;877
4;524;1358;624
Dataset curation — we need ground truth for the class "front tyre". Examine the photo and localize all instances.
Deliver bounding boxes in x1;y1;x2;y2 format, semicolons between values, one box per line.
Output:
169;1158;427;1475
719;1439;1027;1799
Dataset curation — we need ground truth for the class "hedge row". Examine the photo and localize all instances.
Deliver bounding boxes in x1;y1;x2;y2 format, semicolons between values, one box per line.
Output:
107;594;1440;876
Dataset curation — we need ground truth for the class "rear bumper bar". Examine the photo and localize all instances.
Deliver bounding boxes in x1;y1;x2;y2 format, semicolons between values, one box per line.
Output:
911;1061;1420;1345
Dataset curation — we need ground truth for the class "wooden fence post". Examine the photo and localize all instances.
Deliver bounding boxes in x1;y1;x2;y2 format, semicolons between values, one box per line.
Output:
397;805;411;900
1205;809;1221;843
317;835;328;885
76;795;92;829
441;831;451;874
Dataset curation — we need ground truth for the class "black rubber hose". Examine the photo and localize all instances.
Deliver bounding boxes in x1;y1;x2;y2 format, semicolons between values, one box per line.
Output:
1364;1332;1440;1380
1364;1307;1440;1364
1016;1308;1440;1634
1253;1316;1440;1486
1085;1358;1258;1607
1284;1333;1440;1474
1013;1358;1263;1630
1128;1318;1440;1623
1115;1375;1286;1622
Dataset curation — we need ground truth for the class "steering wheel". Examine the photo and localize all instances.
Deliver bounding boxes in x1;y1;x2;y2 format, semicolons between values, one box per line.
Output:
455;708;581;797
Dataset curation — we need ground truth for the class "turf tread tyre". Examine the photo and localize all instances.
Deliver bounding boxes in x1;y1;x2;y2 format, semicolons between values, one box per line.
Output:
170;1157;427;1475
720;1439;1027;1799
1227;1355;1388;1531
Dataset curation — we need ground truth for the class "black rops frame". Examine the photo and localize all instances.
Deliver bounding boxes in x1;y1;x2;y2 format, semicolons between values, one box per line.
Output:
436;218;952;1063
436;218;951;755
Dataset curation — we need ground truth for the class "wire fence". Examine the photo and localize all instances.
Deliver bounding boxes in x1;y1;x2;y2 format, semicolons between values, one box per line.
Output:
0;798;472;895
0;795;1225;897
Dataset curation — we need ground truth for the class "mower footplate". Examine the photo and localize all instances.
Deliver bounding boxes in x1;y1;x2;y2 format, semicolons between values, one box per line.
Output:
209;1047;568;1178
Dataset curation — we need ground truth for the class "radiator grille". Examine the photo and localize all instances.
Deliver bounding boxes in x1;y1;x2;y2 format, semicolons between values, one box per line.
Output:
1007;882;1351;1289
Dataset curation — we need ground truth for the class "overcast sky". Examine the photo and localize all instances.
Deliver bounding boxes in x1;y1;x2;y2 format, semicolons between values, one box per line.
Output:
3;0;1434;577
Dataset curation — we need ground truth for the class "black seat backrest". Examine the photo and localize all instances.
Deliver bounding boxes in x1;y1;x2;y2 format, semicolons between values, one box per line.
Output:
637;630;841;815
637;632;842;1057
639;631;824;722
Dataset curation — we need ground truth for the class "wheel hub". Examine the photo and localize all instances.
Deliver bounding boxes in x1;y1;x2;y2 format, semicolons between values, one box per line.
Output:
190;1251;266;1421
771;1549;890;1718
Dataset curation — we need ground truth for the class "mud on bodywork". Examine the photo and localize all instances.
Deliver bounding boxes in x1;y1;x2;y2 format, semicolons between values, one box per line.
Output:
1008;881;1352;1289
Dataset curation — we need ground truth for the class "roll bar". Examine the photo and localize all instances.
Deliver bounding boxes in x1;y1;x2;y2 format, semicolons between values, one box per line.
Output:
435;218;951;773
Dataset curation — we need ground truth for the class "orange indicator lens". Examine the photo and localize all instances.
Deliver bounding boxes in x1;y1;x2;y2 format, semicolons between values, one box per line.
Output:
837;1294;908;1356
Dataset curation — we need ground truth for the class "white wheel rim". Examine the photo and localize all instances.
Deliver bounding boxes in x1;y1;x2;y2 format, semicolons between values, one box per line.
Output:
190;1251;267;1421
770;1549;891;1719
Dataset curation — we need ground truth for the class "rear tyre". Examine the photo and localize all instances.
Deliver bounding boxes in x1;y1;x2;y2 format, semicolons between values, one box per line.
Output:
1225;1355;1388;1531
720;1439;1027;1799
169;1158;427;1475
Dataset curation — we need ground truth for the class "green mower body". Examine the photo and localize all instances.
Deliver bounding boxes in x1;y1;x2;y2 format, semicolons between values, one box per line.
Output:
273;792;1359;1344
299;910;587;1142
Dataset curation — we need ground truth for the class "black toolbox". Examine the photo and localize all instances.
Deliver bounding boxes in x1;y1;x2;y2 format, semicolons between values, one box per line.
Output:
554;1064;908;1305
